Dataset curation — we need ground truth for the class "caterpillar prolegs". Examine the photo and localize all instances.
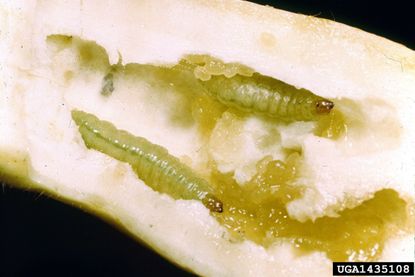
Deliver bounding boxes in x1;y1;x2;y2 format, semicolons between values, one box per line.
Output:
71;110;223;213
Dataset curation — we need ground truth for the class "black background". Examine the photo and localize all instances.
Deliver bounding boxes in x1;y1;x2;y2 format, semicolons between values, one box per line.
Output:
1;1;413;277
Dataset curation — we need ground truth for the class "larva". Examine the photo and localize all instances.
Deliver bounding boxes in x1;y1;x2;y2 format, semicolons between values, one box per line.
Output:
175;57;334;121
202;74;334;121
71;110;223;213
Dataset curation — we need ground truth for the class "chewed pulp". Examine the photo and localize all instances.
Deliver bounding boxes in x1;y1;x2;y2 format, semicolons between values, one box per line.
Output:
210;156;411;262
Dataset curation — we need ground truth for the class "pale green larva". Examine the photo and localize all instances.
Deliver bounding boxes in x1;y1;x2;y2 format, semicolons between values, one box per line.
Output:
71;110;223;213
174;57;334;121
201;73;334;121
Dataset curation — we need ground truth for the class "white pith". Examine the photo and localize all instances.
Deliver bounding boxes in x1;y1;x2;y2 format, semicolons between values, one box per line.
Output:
1;1;414;276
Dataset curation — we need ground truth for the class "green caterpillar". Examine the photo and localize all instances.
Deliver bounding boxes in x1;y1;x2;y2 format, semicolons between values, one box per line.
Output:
71;110;223;213
201;73;334;121
174;57;334;121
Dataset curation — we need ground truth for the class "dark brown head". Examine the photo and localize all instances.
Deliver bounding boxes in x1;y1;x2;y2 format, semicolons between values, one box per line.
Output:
203;194;223;213
315;99;334;114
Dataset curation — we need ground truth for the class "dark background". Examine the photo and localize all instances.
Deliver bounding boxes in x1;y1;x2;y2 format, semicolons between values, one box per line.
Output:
1;1;413;277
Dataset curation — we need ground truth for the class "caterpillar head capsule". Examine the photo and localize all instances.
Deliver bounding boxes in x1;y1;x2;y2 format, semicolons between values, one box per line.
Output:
203;194;224;213
315;99;335;114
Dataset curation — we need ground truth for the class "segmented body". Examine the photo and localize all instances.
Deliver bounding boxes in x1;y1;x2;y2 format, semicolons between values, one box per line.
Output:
71;110;223;213
174;57;334;121
201;73;333;121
